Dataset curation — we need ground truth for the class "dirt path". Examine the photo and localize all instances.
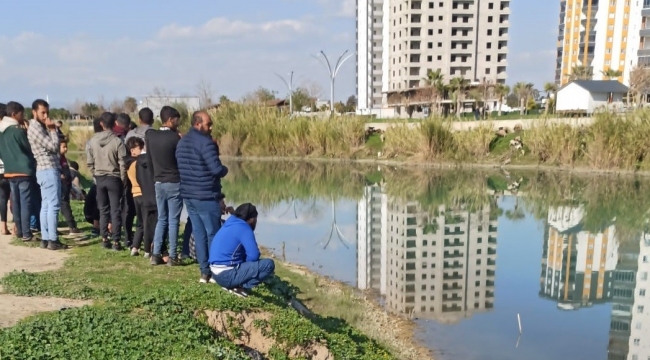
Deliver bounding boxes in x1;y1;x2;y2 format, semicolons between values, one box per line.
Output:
0;232;91;328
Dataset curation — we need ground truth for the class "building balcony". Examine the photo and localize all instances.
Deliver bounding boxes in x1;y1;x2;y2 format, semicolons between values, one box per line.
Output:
486;280;495;287
443;273;464;280
487;259;496;266
643;8;650;16
444;252;464;259
444;262;464;269
641;28;650;37
443;283;463;290
487;248;497;255
638;49;650;57
443;295;463;302
444;240;465;247
500;1;510;11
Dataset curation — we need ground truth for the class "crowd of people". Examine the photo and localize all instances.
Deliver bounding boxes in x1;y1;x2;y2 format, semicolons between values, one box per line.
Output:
0;100;274;297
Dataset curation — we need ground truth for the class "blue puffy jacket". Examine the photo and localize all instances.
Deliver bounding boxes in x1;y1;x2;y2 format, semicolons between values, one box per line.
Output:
209;216;260;266
175;128;228;201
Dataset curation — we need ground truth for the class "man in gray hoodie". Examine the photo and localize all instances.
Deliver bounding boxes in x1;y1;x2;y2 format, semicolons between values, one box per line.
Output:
124;107;154;144
86;112;127;251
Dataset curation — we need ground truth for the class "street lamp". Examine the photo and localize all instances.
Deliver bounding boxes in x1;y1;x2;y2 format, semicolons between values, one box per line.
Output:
275;71;294;115
313;50;353;114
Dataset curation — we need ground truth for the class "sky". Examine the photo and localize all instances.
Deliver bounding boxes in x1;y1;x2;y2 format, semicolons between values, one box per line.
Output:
0;0;558;108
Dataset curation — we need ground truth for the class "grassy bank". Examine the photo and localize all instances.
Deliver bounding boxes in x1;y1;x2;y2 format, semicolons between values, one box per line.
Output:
0;203;410;360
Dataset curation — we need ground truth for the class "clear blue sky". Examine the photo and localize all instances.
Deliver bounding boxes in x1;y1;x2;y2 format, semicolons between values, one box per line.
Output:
0;0;557;108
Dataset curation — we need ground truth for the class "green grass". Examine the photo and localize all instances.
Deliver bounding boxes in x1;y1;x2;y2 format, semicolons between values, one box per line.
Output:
0;203;394;360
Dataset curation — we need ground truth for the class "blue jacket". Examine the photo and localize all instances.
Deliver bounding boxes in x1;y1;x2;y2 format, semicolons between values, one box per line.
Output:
209;216;260;266
175;128;228;201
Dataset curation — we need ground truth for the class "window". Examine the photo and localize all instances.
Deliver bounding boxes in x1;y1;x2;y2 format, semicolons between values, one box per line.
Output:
607;37;613;42
439;16;443;20
438;29;443;34
640;289;646;296
488;16;493;22
637;305;644;313
634;338;640;346
437;55;442;60
428;29;433;35
427;55;432;62
429;15;434;22
488;2;494;9
438;42;442;47
486;68;491;74
487;29;492;35
429;2;434;8
641;272;648;280
487;42;492;49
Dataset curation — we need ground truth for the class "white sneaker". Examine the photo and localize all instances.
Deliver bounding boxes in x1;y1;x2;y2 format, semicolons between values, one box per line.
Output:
143;252;151;259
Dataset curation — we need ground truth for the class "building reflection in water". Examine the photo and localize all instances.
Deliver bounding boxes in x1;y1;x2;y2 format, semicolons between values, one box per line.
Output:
539;206;650;360
357;184;498;323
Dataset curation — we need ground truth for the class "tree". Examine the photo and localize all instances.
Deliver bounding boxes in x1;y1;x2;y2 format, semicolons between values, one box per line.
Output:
123;97;138;113
334;101;346;113
219;95;231;104
513;82;534;115
449;77;466;117
290;87;313;112
628;66;650;105
196;78;214;108
109;99;125;113
422;68;445;115
543;82;558;114
301;80;323;101
601;68;623;80
49;108;71;120
345;95;357;112
494;83;510;116
568;65;593;81
81;102;102;118
242;87;277;104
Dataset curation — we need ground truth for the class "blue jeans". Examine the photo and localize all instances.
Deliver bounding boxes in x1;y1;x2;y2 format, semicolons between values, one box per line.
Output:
9;177;33;239
213;259;276;290
30;179;41;230
153;182;182;258
185;199;222;275
36;169;61;241
182;217;192;257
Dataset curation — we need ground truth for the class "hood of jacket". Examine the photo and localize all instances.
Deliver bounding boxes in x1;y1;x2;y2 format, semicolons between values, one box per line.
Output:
124;155;136;170
0;116;20;133
222;216;249;231
131;125;152;139
94;130;118;147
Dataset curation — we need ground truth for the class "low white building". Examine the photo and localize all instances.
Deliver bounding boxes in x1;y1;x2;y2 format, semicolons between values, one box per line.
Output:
555;80;628;115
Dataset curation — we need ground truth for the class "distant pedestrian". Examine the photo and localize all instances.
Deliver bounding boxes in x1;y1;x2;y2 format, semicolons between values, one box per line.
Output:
146;106;183;266
0;102;36;243
27;99;67;250
176;110;229;282
87;112;127;250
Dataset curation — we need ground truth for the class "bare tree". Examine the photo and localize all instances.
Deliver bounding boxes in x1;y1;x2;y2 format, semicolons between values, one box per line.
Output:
69;99;85;115
196;78;214;108
301;80;323;101
152;86;173;103
109;99;125;113
628;66;650;105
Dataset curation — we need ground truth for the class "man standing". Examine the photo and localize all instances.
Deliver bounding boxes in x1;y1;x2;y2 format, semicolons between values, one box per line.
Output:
176;111;229;282
146;106;182;265
87;112;127;250
125;107;154;143
27;99;67;250
0;102;40;245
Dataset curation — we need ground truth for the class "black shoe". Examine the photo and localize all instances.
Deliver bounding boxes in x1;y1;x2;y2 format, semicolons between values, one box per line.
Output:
30;228;40;234
112;242;123;251
48;240;68;251
150;254;165;266
91;229;100;237
21;235;33;242
167;257;180;267
101;239;111;249
231;287;250;298
200;274;211;284
68;228;82;235
40;240;48;249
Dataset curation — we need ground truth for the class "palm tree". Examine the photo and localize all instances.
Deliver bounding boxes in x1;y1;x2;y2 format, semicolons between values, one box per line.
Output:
568;65;593;81
422;69;444;115
513;82;533;116
468;88;483;119
494;83;510;117
543;82;558;114
449;77;466;118
601;68;623;80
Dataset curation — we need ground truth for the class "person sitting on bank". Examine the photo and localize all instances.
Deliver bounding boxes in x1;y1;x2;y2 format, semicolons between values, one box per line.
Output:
208;203;275;298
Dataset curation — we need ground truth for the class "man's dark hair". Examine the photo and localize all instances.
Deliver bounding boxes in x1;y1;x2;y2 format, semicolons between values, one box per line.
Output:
0;103;6;118
160;106;180;123
138;107;154;125
125;136;144;150
56;120;63;126
99;112;116;130
92;117;103;133
6;101;25;117
69;160;79;171
116;113;131;128
190;111;202;126
234;203;258;221
31;99;49;111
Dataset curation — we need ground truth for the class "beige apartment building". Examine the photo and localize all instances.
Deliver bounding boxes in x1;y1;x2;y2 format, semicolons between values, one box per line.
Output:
357;0;511;116
357;186;498;323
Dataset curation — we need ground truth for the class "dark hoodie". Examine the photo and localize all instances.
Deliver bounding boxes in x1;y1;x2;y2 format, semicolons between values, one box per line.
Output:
86;130;127;181
0;116;36;176
135;152;156;208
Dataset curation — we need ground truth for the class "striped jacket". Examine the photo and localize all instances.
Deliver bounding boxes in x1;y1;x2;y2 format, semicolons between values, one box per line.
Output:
27;119;60;171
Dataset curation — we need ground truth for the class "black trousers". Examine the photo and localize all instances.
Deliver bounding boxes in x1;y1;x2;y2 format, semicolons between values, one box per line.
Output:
60;181;77;229
122;192;136;247
95;176;123;242
0;178;10;223
132;196;158;253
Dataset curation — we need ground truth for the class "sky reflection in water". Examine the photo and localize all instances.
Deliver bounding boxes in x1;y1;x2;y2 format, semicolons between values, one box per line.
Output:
224;162;650;360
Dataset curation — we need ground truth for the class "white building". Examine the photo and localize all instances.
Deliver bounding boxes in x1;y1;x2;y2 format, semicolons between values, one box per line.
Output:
356;0;511;117
627;233;650;360
555;0;643;86
555;80;628;115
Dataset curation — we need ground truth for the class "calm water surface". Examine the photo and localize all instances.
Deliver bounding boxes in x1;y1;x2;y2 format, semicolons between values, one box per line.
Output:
223;161;650;360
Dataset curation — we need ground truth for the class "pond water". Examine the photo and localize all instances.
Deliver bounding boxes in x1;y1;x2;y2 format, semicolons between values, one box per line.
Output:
225;161;650;360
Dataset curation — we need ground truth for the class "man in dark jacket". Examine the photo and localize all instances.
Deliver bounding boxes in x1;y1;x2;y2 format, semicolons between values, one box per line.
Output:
0;102;37;243
176;110;229;283
135;142;161;258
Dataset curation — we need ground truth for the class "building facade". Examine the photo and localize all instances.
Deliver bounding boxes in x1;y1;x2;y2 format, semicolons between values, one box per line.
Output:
356;0;511;116
555;0;644;86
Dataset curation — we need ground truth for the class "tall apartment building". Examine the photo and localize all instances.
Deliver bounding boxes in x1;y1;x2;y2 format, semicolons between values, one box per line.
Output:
555;0;644;86
357;0;511;116
357;186;498;323
539;206;618;309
